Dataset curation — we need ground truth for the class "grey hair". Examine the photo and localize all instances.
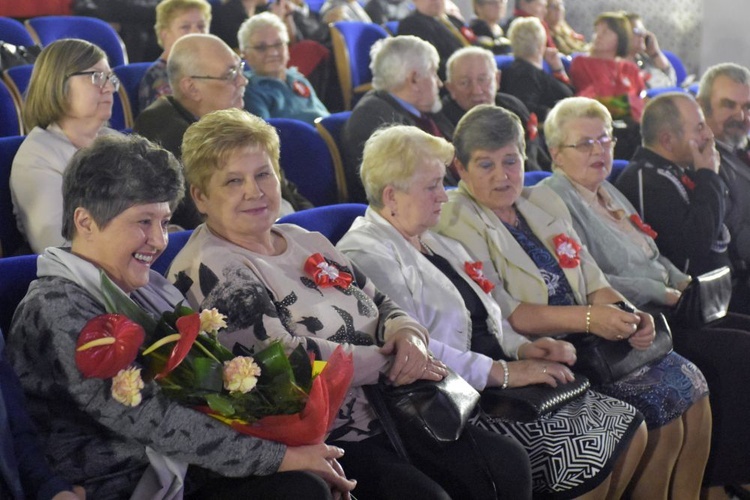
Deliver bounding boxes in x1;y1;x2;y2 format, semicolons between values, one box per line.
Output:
640;92;696;147
446;46;495;83
237;12;289;55
544;97;613;150
62;135;184;240
167;33;226;94
453;104;526;167
370;36;439;91
508;17;546;60
697;63;750;116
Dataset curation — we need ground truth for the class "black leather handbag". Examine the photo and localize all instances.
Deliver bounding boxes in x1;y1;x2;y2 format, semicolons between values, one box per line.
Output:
364;368;479;461
480;375;590;422
672;266;732;326
569;309;673;385
375;368;479;443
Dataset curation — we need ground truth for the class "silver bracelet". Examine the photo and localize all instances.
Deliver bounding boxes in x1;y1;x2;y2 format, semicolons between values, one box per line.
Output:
498;359;509;389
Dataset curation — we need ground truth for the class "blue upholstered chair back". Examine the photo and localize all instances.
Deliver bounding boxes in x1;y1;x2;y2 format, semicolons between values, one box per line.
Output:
25;16;128;67
277;203;367;244
315;111;352;203
0;80;21;137
608;159;629;183
523;170;552;186
0;136;26;256
330;22;389;110
662;50;687;86
268;118;340;207
113;62;152;126
152;229;193;278
0;254;37;335
0;17;35;47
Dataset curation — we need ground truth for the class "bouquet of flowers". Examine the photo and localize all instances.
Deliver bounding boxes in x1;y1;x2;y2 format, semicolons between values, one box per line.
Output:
75;272;353;446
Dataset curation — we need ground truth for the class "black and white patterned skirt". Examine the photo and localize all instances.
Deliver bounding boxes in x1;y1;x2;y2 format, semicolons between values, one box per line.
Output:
471;390;643;499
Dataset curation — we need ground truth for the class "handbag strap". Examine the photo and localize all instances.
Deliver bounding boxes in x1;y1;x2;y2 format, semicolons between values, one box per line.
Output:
362;384;412;463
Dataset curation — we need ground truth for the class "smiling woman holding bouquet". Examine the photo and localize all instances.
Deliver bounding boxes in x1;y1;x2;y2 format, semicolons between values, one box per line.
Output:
6;134;355;499
167;108;533;500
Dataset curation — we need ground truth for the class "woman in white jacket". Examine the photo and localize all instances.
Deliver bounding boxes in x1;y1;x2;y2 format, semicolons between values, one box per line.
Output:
337;124;647;500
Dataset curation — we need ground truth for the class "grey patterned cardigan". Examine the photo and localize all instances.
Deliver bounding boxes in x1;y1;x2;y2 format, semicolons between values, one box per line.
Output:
6;248;285;498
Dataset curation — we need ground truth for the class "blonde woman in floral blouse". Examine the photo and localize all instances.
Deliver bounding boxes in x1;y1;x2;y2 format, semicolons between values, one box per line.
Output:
168;108;533;500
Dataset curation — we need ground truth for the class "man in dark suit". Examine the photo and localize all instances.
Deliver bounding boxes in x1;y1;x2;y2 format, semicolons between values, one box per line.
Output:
697;62;750;313
442;46;550;172
397;0;470;81
341;35;453;202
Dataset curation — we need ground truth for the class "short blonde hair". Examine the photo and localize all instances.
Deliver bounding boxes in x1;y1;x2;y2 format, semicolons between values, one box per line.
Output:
181;108;281;193
544;97;613;150
507;17;546;59
155;0;212;48
238;12;290;55
360;125;454;209
24;39;107;130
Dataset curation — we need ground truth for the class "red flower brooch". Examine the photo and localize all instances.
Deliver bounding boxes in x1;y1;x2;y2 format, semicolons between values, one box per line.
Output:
629;213;658;239
552;233;582;269
304;253;352;288
292;80;311;98
465;261;495;293
680;174;696;191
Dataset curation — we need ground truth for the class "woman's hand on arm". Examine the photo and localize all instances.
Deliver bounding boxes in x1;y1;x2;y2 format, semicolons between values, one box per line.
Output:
487;359;574;388
380;329;447;385
518;337;576;366
279;444;357;499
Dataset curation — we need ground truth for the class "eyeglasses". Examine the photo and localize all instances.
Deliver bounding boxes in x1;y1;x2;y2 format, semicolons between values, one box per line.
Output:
190;61;246;82
66;70;120;91
248;41;287;54
454;75;494;90
561;136;617;154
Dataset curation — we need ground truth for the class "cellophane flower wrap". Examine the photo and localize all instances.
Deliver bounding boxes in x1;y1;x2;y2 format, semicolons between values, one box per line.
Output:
74;271;353;446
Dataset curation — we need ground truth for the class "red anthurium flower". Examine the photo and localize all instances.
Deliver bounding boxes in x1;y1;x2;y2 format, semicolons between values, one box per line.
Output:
304;253;353;288
552;233;582;269
680;174;696;191
76;314;145;379
154;313;201;380
464;261;495;293
629;214;658;239
292;80;311;98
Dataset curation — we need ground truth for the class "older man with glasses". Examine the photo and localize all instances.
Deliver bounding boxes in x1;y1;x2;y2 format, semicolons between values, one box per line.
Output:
135;33;312;229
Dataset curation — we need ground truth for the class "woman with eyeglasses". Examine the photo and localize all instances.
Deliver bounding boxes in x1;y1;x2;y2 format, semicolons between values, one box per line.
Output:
11;38;123;254
238;12;329;125
434;104;712;499
544;96;750;494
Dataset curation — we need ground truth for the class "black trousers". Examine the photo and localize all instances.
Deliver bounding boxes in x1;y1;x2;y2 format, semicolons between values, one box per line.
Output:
334;425;532;500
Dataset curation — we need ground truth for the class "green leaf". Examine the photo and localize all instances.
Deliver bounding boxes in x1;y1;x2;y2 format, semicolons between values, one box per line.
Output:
288;344;313;391
205;393;236;417
101;271;158;334
192;357;224;392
